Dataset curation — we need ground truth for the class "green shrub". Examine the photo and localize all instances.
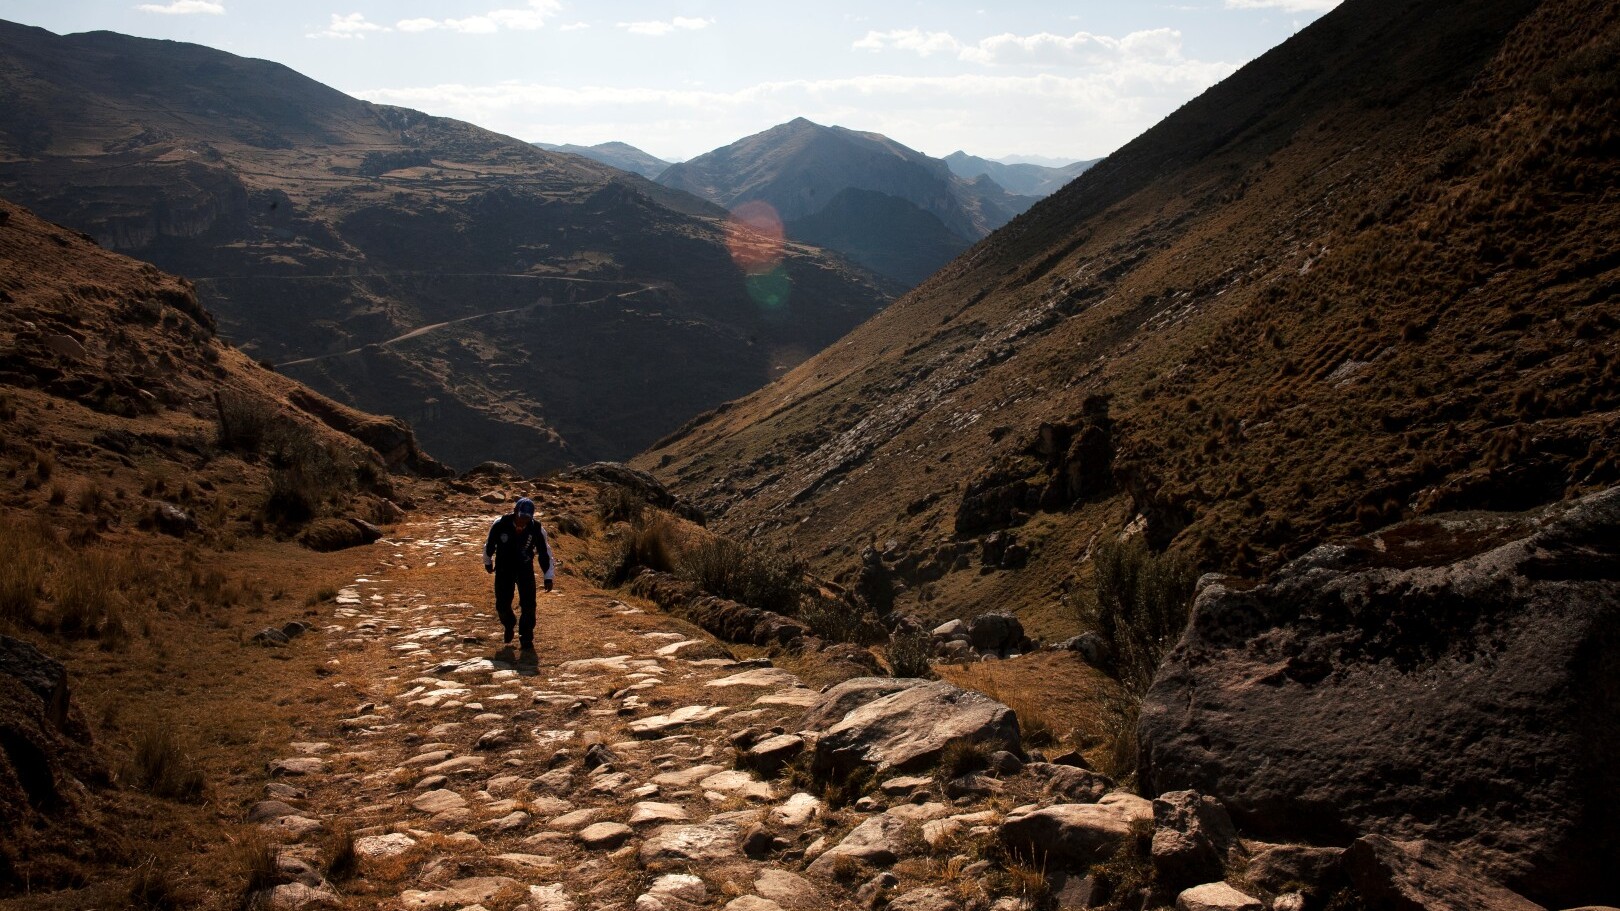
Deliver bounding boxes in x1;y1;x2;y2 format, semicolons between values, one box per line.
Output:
1084;537;1197;697
885;627;935;678
796;598;868;644
600;516;679;586
595;485;646;525
214;390;281;453
678;536;805;616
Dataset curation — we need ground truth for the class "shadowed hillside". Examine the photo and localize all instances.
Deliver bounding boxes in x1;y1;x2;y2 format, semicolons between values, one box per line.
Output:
637;0;1619;641
534;140;673;179
0;21;891;473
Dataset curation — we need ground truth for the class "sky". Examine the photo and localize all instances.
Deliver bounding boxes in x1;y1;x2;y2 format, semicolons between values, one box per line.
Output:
5;1;1342;163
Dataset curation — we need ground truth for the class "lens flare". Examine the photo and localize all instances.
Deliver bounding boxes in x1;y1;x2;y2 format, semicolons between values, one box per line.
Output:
726;200;792;311
726;200;785;275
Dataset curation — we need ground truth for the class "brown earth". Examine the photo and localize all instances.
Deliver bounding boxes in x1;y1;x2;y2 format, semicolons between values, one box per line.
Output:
0;20;892;473
635;0;1620;640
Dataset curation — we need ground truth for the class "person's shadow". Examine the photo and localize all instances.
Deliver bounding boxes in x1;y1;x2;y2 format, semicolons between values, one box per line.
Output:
492;645;540;676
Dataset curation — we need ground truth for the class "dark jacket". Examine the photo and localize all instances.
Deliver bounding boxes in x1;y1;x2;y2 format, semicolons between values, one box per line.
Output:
483;514;554;579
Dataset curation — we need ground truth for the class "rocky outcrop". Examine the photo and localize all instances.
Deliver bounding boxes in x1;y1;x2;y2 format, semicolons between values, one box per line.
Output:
0;635;110;888
1140;487;1620;908
811;680;1021;773
1343;835;1546;911
561;463;706;525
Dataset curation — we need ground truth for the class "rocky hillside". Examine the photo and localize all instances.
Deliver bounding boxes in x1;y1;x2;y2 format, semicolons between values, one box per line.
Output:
0;20;891;473
636;0;1620;640
942;152;1098;198
657;119;1039;287
0;192;448;891
534;141;673;179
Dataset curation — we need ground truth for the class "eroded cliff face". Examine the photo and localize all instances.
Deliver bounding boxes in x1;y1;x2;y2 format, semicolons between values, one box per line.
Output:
638;0;1620;637
1140;487;1620;908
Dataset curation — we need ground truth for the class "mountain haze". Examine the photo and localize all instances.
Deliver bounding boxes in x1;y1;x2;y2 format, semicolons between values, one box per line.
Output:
943;151;1099;198
638;0;1619;666
657;118;1040;287
0;20;890;473
534;140;673;179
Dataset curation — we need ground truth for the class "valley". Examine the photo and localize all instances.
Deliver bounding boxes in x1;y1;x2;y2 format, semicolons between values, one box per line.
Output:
1;0;1617;910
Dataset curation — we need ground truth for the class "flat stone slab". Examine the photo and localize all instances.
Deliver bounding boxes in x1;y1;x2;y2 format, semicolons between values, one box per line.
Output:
411;789;468;814
578;822;634;849
755;689;819;707
701;770;775;801
639;820;744;871
652;764;726;788
355;833;417;861
629;706;727;736
268;757;326;776
399;877;522;910
629;802;691;827
706;668;802;688
755;869;820;908
769;793;822;829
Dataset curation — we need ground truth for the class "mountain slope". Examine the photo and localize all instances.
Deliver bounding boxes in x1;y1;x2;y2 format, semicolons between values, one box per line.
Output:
0;21;891;473
636;0;1619;649
943;151;1098;197
535;140;673;179
656;118;1038;286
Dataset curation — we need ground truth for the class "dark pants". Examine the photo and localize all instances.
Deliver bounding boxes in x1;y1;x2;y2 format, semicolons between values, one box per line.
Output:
494;567;536;647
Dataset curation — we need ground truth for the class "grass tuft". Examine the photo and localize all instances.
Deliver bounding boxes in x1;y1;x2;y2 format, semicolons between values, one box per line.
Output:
125;723;206;802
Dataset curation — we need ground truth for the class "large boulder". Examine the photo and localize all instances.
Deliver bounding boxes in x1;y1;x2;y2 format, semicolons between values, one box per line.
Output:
802;677;929;732
1151;791;1243;891
813;680;1020;773
1343;835;1546;911
998;793;1153;871
1140;488;1620;908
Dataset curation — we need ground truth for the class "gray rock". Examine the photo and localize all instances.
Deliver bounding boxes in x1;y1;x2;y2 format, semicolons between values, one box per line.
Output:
808;813;908;873
1141;487;1620;907
577;822;634;849
411;789;467;814
628;801;689;827
966;613;1023;652
251;627;291;647
1025;763;1112;803
1245;843;1344;896
1151;791;1243;891
932;619;966;638
755;870;819;908
1175;883;1262;911
248;800;302;823
264;883;341;910
998;794;1153;871
856;873;900;906
268;757;325;776
801;677;929;731
745;734;805;772
1344;835;1547;911
639;819;745;871
988;750;1023;776
813;680;1021;773
890;887;961;911
398;876;522;910
725;898;784;911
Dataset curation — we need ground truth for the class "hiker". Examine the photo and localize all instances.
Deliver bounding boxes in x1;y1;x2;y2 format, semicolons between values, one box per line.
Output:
483;497;554;651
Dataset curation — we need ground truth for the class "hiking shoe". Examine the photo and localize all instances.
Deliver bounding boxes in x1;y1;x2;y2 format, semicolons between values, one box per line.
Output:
503;624;515;644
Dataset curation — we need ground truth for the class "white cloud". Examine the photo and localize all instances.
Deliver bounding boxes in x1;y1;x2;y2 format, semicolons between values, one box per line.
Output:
854;27;1192;68
396;0;562;34
618;16;712;36
558;21;590;31
354;56;1238;160
135;0;223;14
309;12;387;39
852;29;959;56
1224;0;1341;11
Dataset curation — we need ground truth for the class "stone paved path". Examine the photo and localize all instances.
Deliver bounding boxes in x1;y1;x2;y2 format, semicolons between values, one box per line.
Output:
249;513;855;910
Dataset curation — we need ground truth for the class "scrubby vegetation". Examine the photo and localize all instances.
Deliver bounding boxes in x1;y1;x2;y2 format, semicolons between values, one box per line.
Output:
1081;538;1198;697
677;535;806;616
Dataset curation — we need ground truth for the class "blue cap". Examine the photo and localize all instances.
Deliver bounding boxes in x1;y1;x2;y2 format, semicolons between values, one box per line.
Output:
514;497;535;516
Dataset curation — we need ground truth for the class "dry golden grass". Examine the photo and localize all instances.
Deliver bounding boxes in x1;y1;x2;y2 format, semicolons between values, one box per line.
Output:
938;652;1118;757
